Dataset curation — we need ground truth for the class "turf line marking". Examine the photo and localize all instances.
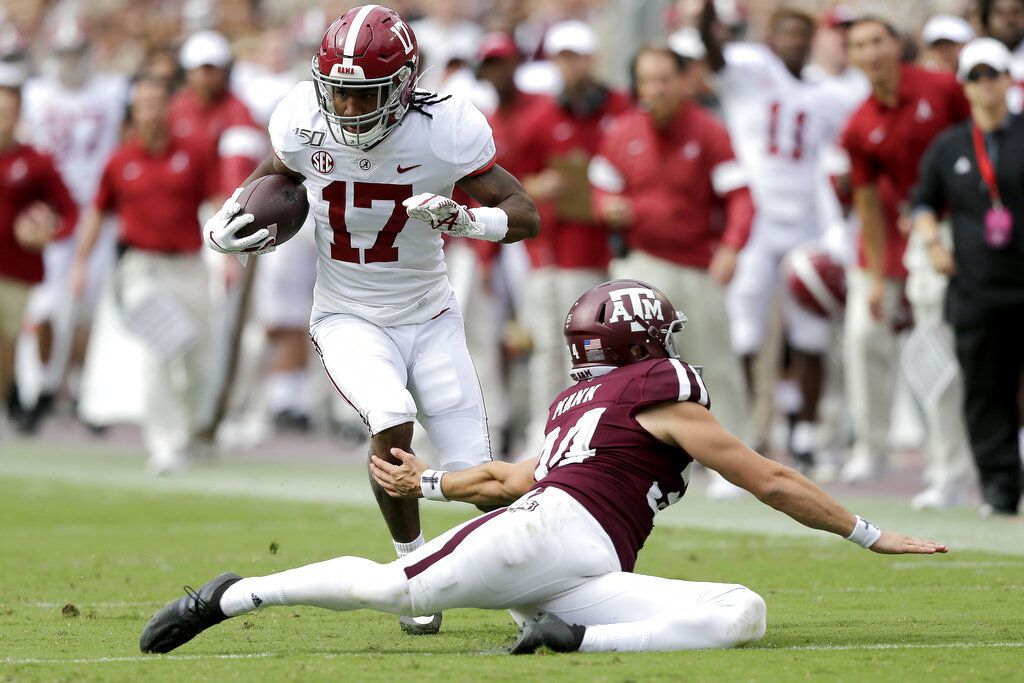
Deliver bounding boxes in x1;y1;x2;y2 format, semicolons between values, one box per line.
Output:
4;642;1024;664
753;642;1024;652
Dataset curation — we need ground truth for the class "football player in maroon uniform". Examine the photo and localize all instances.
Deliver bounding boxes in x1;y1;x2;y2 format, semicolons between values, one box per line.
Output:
141;279;945;655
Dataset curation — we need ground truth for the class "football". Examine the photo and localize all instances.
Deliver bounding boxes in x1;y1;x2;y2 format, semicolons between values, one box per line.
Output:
235;174;309;247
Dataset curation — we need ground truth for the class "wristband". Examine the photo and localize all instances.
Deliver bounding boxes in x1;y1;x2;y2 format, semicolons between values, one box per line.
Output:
420;469;449;501
467;206;509;242
846;515;882;548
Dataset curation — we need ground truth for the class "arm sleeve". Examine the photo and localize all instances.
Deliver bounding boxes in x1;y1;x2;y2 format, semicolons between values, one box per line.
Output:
442;97;497;182
93;157;118;214
38;155;80;240
841;120;878;189
267;84;305;174
909;137;947;215
707;126;753;250
638;359;712;410
588;129;627;219
716;43;773;95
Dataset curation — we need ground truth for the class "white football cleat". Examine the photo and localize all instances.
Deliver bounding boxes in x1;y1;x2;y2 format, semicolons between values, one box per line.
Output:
911;485;971;511
840;453;882;484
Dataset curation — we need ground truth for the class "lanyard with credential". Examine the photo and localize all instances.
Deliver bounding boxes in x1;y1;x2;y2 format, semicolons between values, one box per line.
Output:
972;124;1014;248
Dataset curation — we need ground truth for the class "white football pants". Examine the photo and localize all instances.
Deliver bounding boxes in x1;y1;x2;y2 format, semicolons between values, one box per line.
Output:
221;487;766;651
310;295;491;471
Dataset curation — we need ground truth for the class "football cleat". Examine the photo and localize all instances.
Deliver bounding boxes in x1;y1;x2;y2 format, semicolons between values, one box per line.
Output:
399;612;442;635
508;613;586;655
140;572;241;653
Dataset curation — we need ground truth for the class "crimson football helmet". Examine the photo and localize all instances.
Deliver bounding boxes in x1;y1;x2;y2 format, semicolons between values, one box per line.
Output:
784;245;847;318
312;5;419;149
564;280;688;381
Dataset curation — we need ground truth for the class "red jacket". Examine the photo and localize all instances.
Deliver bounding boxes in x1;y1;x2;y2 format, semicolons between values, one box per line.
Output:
591;102;753;270
841;64;970;277
522;88;632;269
170;89;264;197
0;144;78;283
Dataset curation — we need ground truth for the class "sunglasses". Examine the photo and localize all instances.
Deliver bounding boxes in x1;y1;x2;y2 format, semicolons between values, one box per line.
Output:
966;66;1006;82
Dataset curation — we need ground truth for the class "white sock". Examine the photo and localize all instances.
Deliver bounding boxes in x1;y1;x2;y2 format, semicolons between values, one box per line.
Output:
219;556;408;617
791;421;819;454
266;370;309;413
393;532;424;559
580;623;652;652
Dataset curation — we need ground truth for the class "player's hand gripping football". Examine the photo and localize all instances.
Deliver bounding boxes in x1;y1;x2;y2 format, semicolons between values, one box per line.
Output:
370;448;428;499
403;193;486;239
203;187;275;255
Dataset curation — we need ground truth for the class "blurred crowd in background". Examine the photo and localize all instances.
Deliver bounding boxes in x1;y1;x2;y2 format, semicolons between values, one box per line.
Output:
1;0;1023;516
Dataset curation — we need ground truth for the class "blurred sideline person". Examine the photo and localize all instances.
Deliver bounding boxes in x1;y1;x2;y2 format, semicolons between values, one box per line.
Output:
14;19;127;430
201;5;539;635
701;5;851;473
70;77;217;475
912;39;1024;515
519;20;631;457
980;0;1024;112
920;15;976;74
840;17;970;484
589;45;753;496
140;279;948;657
0;76;78;425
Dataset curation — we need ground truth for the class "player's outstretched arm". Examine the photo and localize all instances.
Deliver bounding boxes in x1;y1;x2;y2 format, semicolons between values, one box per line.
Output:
456;165;541;243
635;401;948;555
371;449;537;507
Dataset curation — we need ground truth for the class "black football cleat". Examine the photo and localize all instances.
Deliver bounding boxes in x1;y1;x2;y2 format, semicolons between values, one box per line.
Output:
140;572;241;653
399;612;443;635
508;613;586;655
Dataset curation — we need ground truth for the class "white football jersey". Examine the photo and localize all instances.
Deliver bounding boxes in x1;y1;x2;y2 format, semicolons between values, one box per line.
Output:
269;82;496;326
716;43;851;228
21;74;128;207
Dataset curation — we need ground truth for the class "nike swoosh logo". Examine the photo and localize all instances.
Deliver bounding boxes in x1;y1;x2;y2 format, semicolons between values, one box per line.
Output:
397;164;421;174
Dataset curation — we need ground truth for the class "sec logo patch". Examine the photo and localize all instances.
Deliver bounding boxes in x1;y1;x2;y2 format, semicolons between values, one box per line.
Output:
311;150;335;174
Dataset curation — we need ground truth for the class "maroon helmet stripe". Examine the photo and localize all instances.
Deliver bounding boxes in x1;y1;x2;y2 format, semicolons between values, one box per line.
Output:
403;508;507;580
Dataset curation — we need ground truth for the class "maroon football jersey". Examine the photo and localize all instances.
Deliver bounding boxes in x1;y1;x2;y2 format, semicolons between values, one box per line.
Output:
531;357;709;571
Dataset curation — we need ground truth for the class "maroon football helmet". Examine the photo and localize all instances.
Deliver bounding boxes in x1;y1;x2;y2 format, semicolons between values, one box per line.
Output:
564;280;688;381
784;245;847;318
312;5;419;149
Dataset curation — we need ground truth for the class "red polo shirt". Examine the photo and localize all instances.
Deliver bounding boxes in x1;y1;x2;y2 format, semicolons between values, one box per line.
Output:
523;89;631;270
0;143;78;283
95;136;216;253
841;64;970;277
170;89;264;197
591;102;753;270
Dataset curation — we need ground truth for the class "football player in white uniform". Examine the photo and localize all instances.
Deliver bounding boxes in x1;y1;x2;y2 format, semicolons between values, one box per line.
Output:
203;5;539;635
701;5;853;470
16;19;127;427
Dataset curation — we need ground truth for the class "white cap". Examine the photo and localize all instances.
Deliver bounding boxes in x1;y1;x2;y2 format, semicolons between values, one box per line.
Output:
544;21;597;57
180;30;232;70
957;37;1012;81
921;14;975;46
668;27;706;60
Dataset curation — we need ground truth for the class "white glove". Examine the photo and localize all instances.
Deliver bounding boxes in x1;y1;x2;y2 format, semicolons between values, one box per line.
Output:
403;193;486;239
203;187;276;255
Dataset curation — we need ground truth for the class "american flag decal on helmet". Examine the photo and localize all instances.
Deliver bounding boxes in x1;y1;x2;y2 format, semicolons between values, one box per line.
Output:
583;338;605;361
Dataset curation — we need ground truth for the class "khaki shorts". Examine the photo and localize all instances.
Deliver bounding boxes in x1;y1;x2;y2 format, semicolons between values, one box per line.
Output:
0;275;30;339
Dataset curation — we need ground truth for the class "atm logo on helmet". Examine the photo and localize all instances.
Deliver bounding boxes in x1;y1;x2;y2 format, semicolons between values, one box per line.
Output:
607;287;663;332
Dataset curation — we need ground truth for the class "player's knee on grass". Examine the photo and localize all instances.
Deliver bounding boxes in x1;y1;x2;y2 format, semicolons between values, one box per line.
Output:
698;586;766;649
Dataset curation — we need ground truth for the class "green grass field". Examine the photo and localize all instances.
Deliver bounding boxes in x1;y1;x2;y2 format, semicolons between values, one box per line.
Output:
1;444;1022;682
